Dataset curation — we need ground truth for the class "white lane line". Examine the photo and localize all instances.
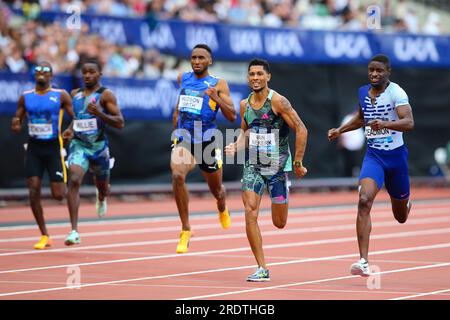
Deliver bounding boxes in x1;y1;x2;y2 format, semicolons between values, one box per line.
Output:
1;199;448;231
1;242;449;297
1;206;448;243
1;211;449;257
1;226;450;274
180;261;450;300
391;288;450;300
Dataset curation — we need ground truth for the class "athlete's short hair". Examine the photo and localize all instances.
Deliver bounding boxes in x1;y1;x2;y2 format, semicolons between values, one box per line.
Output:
193;44;212;55
248;58;270;74
82;59;102;72
370;54;391;69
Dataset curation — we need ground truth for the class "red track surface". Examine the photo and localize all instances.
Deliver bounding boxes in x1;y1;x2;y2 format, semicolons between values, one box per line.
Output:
0;187;449;300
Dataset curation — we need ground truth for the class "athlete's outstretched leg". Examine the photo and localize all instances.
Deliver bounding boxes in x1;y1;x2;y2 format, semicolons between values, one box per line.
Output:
171;145;196;253
243;190;265;267
171;145;196;231
67;165;85;232
28;177;47;236
357;178;379;261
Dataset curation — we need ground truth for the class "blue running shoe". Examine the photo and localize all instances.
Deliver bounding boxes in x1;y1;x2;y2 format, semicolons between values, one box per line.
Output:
246;267;270;282
64;230;81;246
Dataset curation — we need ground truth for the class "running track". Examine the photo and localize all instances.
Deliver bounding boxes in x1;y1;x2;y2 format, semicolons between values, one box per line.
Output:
0;187;449;300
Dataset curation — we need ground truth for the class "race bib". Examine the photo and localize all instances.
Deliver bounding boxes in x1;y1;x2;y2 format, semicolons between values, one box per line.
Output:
365;126;391;139
249;132;276;148
179;94;203;115
28;123;53;136
73;119;98;132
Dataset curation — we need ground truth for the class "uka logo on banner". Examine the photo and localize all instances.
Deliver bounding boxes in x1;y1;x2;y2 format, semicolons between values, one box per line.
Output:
324;33;372;59
186;26;219;52
141;22;176;50
229;29;264;55
264;31;303;57
90;18;127;46
393;37;440;62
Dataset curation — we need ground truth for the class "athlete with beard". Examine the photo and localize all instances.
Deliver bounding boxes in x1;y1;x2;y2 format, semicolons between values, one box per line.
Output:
225;58;308;281
328;54;414;277
11;61;74;249
171;44;236;253
63;60;124;245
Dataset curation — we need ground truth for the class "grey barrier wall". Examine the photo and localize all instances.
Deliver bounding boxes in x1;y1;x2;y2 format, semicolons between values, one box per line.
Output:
1;64;449;187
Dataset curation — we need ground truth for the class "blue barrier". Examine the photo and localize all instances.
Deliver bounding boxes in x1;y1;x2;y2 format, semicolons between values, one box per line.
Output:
27;10;450;67
0;72;249;120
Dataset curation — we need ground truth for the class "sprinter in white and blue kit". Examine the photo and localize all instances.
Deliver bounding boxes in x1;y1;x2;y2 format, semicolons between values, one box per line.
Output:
328;54;414;277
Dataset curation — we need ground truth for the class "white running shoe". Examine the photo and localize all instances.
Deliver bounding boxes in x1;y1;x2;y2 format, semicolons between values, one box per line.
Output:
96;188;107;218
350;258;370;277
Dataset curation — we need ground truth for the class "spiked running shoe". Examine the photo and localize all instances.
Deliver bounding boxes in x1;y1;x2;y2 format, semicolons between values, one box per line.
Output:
34;235;52;250
96;188;107;218
64;230;81;246
176;230;192;253
350;258;370;277
219;207;231;229
246;267;270;282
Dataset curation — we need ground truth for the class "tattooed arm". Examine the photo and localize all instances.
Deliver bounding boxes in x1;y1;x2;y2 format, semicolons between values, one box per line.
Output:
272;93;308;178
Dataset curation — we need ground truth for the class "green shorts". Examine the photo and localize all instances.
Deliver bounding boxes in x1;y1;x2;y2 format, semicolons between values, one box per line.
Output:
242;165;290;204
67;138;110;181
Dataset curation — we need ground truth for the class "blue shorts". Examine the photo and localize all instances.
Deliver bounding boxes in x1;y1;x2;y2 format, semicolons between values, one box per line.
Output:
359;145;410;200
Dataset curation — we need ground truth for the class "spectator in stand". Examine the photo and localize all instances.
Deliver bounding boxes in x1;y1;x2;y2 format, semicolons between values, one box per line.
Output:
0;49;9;71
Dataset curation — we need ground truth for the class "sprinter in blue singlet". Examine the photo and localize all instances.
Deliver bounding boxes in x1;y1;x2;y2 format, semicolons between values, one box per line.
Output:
11;61;74;250
171;44;237;254
328;54;414;277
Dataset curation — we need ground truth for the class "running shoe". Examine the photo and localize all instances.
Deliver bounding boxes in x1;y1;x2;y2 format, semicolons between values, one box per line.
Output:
96;188;107;218
64;230;81;246
246;267;270;282
350;258;370;277
219;207;231;229
34;235;52;250
176;230;192;253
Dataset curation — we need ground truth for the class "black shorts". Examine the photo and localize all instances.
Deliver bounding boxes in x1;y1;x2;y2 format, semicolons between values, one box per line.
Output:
25;138;66;182
172;139;222;173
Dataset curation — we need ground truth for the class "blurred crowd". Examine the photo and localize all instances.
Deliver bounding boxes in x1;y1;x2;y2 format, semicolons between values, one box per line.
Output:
0;0;447;76
0;2;182;77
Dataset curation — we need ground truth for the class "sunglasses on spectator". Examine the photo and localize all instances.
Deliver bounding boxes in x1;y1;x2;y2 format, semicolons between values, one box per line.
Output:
35;66;52;73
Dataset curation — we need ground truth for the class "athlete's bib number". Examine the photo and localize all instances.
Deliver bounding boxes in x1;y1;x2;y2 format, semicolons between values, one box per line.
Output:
365;126;391;139
179;95;203;115
28;123;53;136
74;119;98;132
249;132;276;148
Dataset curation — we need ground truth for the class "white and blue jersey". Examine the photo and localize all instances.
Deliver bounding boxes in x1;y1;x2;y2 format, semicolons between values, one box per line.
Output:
358;82;411;199
176;72;220;144
358;82;409;151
